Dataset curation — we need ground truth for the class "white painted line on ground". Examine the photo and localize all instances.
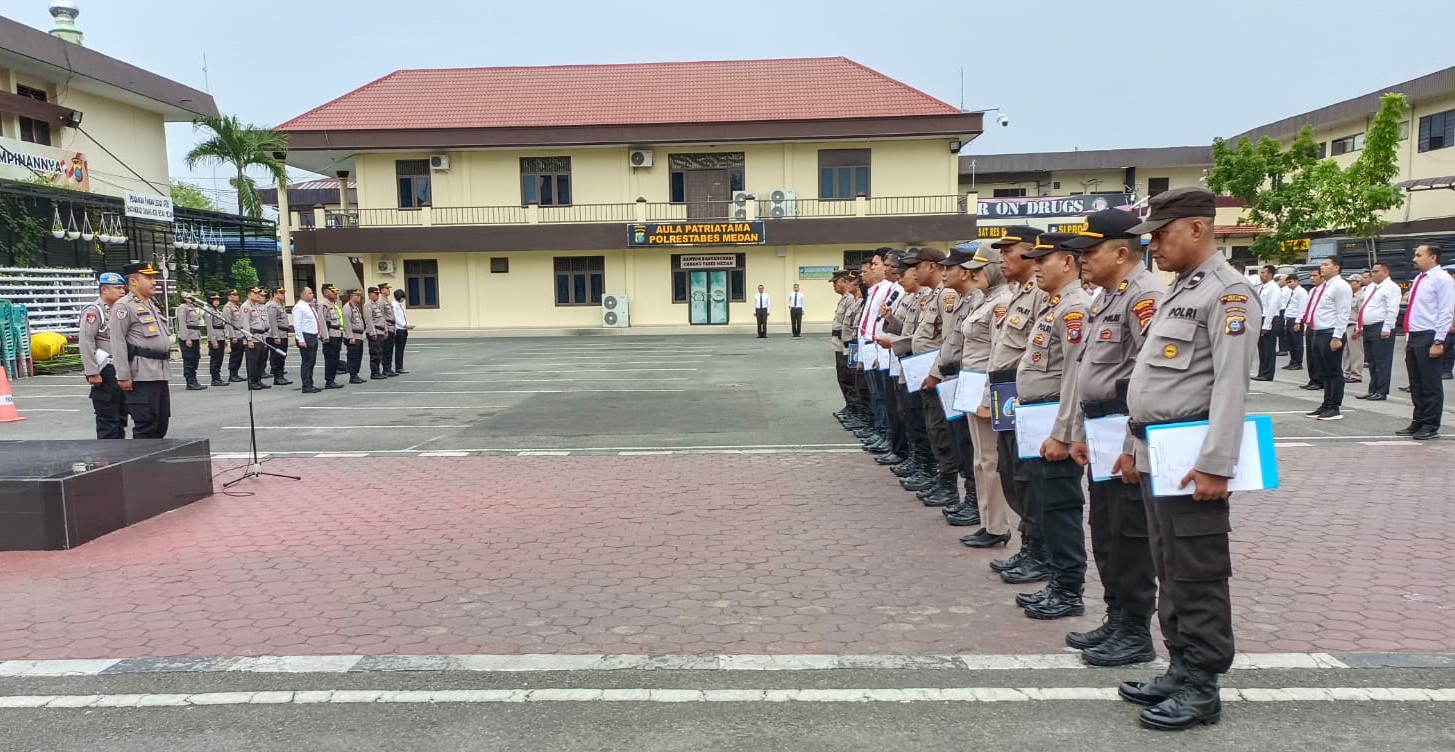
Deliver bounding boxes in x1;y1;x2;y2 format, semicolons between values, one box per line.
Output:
1273;442;1313;448
17;408;80;412
312;453;369;458
419;451;470;457
299;406;502;411
368;389;685;394
473;368;700;373
222;425;471;430
1276;435;1418;441
1;395;83;399
1360;440;1421;446
517;450;571;456
434;374;691;380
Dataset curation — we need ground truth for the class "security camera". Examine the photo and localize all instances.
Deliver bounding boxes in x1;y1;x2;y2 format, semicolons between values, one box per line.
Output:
997;113;1010;128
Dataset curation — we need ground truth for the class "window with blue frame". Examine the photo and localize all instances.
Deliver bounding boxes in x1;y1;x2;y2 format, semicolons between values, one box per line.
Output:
395;160;432;209
521;157;572;205
818;149;870;200
404;259;439;309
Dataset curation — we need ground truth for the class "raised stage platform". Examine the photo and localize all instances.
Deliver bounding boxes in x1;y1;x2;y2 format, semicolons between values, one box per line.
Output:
0;439;212;550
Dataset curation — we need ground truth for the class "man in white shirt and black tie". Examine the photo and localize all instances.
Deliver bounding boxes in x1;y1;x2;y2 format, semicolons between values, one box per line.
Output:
788;284;805;337
1355;262;1401;400
754;284;770;338
1283;275;1309;369
291;286;323;394
1304;258;1351;420
1275;275;1294;354
1254;265;1280;381
1398;244;1455;440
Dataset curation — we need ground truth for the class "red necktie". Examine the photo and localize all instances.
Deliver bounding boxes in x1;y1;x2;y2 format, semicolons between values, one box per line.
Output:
1304;285;1325;327
1358;284;1377;328
1405;273;1425;334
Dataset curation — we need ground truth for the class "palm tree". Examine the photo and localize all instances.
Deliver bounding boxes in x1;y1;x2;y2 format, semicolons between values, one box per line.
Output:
184;115;289;218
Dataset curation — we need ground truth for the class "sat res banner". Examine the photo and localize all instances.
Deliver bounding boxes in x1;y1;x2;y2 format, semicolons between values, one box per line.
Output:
978;193;1135;220
629;222;766;247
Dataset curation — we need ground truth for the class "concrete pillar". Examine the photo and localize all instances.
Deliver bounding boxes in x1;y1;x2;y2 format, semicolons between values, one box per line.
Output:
276;160;295;297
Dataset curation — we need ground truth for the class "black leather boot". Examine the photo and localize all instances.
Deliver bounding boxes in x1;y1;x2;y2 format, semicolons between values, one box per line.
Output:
186;379;207;391
943;499;980;526
1022;584;1084;620
1082;614;1157;667
1119;650;1186;706
990;547;1029;573
1000;552;1051;584
1066;608;1123;650
901;472;936;491
1014;586;1052;608
1138;664;1221;730
921;473;958;507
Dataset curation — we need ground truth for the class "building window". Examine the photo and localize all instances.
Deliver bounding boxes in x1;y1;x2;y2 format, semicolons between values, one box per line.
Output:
1399;120;1410;140
520;157;571;206
1331;133;1365;156
554;256;604;306
667;153;745;203
396;160;432;209
1148;177;1170;196
818;149;871;200
1315;142;1328;159
992;188;1026;198
295;210;316;229
17;85;52;146
843;249;877;271
490;257;509;274
404;259;440;309
1418;109;1455;153
669;254;746;303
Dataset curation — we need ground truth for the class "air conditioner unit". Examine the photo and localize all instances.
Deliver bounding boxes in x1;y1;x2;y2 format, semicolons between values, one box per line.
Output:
628;149;654;168
376;259;396;275
602;294;630;328
429;154;450;171
765;189;797;218
731;191;756;220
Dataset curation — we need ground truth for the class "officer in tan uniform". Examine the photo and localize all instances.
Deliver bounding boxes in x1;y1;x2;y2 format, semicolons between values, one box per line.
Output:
175;292;208;391
242;287;271;390
266;287;293;386
841;273;871;431
79;272;129;439
920;247;980;509
365;287;388;379
984;225;1049;581
1012;233;1091;619
344;289;369;383
223;289;246;382
876;253;929;470
379;282;400;377
319;284;346;389
957;248;1014;549
1114;187;1258;731
1059;210;1165;666
893;248;954;498
204;292;231;387
934;245;988;524
830;271;857;422
110;262;172;438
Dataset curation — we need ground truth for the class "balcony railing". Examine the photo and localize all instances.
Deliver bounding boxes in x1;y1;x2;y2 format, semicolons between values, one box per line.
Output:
316;195;969;229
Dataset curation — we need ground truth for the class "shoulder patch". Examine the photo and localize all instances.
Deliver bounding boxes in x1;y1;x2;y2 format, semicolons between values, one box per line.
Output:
1064;311;1085;344
117;309;127;319
994;305;1009;325
1224;313;1247;336
1131;298;1157;330
84;310;97;324
1220;293;1249;304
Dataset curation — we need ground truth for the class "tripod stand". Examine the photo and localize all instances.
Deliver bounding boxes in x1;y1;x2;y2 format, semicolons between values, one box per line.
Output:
198;305;301;489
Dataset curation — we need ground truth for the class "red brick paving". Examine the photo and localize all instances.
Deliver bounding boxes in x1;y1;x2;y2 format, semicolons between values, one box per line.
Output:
0;445;1451;659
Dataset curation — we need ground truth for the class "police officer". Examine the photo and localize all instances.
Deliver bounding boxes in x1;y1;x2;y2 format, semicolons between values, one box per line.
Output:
343;289;369;384
1115;187;1258;731
365;287;388;379
958;247;1014;549
379;282;399;377
175;292;208;391
1058;210;1165;664
111;262;172;438
319;284;346;389
223;289;246;382
242;287;271;390
869;253;908;457
840;272;872;432
983;226;1048;582
266;287;293;385
876;252;928;470
79;272;129;439
204;291;231;387
919;247;976;509
1011;233;1091;619
830;271;857;421
893;248;954;500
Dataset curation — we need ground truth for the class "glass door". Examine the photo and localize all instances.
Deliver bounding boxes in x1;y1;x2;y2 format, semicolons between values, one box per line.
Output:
688;271;730;325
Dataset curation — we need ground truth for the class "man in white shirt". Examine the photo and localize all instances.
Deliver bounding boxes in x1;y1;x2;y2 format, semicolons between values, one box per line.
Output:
856;249;902;452
1302;258;1352;420
1254;265;1280;381
1275;276;1294;354
291;286;323;394
1343;276;1366;383
391;289;415;374
1398;244;1455;440
753;285;770;338
1354;262;1402;400
1283;276;1309;369
788;283;805;338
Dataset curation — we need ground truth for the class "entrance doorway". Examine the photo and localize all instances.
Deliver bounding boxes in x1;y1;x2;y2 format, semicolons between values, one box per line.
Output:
688;271;730;325
685;170;729;219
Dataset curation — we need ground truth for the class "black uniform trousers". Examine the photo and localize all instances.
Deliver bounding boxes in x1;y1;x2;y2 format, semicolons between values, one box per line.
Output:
865;367;887;432
382;331;397;373
790;307;803;337
1287;321;1305;366
269;337;289;379
1087;476;1156;618
1255;325;1277;380
323;337;342;385
245;340;268;386
923;389;957;475
997;431;1038;542
1027;456;1087;592
900;384;928;454
882;372;906;455
89;364;127;439
368;335;385;376
1406;331;1445;431
754;308;768;337
179;339;201;383
1273;314;1288;353
394;330;409;371
346;339;364;377
1303;328;1321;384
1313;329;1343;410
298;333;318;389
1141;484;1234;674
947;414;975;487
834;352;854;406
227;338;245;378
1363;322;1393;395
1443;336;1455;377
125;380;170;439
852;365;871;414
208;340;226;380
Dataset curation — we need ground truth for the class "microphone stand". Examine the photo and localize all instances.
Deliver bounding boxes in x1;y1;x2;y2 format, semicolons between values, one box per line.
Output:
197;305;301;489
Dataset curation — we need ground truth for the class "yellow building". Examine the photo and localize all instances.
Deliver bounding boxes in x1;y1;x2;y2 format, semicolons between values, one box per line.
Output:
279;58;981;332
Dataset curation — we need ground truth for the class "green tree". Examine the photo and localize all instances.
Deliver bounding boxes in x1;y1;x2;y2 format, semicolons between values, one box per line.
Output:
1315;93;1408;265
184;115;289;218
229;257;259;292
1208;125;1327;265
170;180;218;212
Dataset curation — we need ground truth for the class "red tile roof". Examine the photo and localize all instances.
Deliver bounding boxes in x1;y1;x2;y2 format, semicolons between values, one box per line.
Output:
278;57;960;132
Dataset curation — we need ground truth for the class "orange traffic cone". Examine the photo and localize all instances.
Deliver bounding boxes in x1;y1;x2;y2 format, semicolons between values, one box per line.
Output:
0;365;24;423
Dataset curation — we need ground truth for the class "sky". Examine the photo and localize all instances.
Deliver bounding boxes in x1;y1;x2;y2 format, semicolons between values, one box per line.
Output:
11;0;1455;208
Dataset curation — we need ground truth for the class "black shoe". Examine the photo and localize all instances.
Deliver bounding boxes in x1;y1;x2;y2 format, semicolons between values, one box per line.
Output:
1138;665;1222;731
1023;586;1084;620
1120;652;1187;707
350;376;367;384
1445;373;1454;381
274;378;293;386
890;461;918;477
1066;609;1122;650
1399;386;1410;392
990;549;1029;573
875;452;906;466
1250;376;1273;382
1395;425;1420;437
1000;560;1052;585
961;531;1011;548
383;370;398;377
1015;586;1052;608
1281;363;1301;370
901;475;936;492
1354;393;1372;399
920;491;956;508
228;375;245;383
1414;429;1441;440
1304;407;1325;417
395;369;409;374
325;382;344;389
1316;409;1343;421
1276;351;1289;356
865;442;891;455
1366;393;1387;401
248;383;267;391
186;382;207;391
210;378;229;387
1345;376;1361;383
302;386;323;394
1082;617;1158;667
944;508;981;527
1299;383;1322;391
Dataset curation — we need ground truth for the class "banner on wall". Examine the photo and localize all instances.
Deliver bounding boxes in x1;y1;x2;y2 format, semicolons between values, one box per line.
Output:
0;135;90;191
977;193;1134;220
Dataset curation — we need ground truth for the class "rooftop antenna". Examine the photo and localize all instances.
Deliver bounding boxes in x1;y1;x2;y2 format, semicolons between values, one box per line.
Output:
959;67;964;110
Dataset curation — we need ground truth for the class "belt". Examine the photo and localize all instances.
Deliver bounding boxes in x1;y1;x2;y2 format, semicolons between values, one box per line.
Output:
941;361;961;377
1313;328;1333;335
1081;397;1129;419
989;368;1017;384
126;344;169;361
1127;411;1210;439
1019;396;1057;407
1408;329;1435;336
251;328;268;334
831;328;842;337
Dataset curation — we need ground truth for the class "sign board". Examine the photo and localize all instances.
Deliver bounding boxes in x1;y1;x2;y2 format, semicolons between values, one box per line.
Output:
124;191;174;223
978;225;1010;239
1048;222;1089;234
679;254;739;269
1280;237;1311;253
629;222;765;247
798;265;839;280
0;135;89;191
978;193;1134;220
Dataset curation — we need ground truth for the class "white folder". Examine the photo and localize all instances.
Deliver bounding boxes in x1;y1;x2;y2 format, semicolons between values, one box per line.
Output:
936;379;964;420
1084;414;1130;481
900;350;940;393
1146;415;1279;497
1014;402;1061;459
950;370;989;414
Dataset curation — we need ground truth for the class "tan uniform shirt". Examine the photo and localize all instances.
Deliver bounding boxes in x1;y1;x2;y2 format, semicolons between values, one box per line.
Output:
243;301;269;338
831;293;853;354
78;297;113;377
1017;282;1091;442
989;280;1044;374
932;288;981;380
882;288;926;356
204;303;227;342
346;302;368;338
110;294;171;382
223;302;243;340
381;294;398;333
320;299;342;340
912;287;955;355
1127;255;1260;476
365;298;386;337
176;302;206;343
266;299;290;340
959;284;1013;410
1068;265;1167;443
